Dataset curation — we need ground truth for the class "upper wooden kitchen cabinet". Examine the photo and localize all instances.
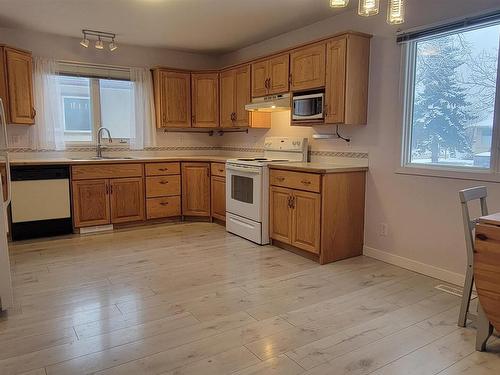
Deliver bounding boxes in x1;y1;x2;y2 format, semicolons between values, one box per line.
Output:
191;72;219;128
181;162;211;217
152;69;191;128
290;43;326;92
220;65;271;128
251;54;289;97
0;46;35;125
324;33;371;125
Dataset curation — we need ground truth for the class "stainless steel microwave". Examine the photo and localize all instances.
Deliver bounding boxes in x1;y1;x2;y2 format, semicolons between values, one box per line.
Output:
292;93;324;121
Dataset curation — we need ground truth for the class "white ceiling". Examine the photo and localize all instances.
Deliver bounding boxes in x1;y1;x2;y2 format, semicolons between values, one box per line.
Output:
0;0;353;53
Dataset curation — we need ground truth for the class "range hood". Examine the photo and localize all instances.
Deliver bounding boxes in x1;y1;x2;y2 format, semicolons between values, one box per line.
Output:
245;93;291;112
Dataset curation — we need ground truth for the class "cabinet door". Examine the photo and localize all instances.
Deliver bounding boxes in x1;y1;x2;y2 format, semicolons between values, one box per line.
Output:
234;65;251;127
72;179;110;228
220;69;235;128
291;190;321;254
251;60;269;98
182;162;211;216
269;54;290;95
155;70;191;128
110;177;145;224
5;48;35;125
290;44;326;91
325;38;347;124
192;72;219;128
211;176;226;221
270;186;293;244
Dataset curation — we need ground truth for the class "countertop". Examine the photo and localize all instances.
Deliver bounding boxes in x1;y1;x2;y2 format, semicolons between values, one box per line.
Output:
268;162;368;174
10;155;230;166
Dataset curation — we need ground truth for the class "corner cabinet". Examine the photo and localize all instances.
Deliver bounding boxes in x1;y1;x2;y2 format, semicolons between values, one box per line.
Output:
269;168;366;264
181;162;211;217
0;46;35;125
324;34;370;125
152;69;191;128
191;72;219;128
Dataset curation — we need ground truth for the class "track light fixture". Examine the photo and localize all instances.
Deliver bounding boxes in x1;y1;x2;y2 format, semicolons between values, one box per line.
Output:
80;29;118;51
329;0;405;24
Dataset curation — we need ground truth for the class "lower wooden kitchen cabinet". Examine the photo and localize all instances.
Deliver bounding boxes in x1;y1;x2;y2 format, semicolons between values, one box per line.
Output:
210;162;226;221
145;162;181;219
71;164;145;228
181;162;211;217
269;168;366;264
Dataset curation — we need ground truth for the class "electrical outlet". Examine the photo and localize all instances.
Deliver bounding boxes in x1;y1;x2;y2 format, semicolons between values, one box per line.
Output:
379;223;389;237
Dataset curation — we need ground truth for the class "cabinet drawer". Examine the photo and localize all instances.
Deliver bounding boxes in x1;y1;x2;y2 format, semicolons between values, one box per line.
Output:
147;196;181;219
270;169;321;193
72;164;143;180
146;175;181;198
145;162;181;176
211;163;226;177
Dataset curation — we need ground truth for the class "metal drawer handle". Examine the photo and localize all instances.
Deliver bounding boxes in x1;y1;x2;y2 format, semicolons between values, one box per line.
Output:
158;168;169;171
301;180;311;185
218;169;224;173
159;181;169;184
160;202;169;206
276;177;285;182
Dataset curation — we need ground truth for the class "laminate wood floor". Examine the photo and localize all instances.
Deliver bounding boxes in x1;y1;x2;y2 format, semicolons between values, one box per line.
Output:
1;222;499;375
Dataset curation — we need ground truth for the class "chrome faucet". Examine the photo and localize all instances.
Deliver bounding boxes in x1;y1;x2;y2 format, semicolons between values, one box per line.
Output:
96;127;112;158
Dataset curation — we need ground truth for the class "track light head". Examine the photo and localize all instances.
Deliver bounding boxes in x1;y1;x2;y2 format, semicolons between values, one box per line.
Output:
109;39;118;51
95;37;104;50
80;35;89;48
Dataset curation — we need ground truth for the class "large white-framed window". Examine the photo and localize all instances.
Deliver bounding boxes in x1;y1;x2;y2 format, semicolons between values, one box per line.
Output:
400;15;500;178
57;62;133;146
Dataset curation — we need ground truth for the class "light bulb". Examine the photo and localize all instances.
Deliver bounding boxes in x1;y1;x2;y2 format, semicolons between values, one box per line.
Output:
330;0;349;7
95;38;104;50
109;40;118;51
387;0;405;25
80;36;89;48
358;0;380;17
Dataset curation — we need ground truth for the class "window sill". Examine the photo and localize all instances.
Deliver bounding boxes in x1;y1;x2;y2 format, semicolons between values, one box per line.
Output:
396;165;500;183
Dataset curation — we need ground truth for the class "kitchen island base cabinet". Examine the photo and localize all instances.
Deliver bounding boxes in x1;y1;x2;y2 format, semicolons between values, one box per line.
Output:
181;162;211;217
270;168;365;264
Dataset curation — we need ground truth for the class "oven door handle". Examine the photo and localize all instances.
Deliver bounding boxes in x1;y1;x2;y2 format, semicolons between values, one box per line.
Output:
226;165;262;174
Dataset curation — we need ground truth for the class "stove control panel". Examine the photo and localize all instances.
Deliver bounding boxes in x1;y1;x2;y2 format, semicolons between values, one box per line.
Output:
263;137;308;152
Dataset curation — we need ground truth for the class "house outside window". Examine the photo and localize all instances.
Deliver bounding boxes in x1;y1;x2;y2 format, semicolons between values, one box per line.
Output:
401;19;500;174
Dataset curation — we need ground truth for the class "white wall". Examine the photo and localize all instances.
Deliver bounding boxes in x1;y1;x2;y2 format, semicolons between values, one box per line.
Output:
1;26;220;149
218;0;500;283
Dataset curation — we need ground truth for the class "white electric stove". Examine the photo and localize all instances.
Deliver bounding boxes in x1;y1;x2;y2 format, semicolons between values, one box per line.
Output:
225;137;308;245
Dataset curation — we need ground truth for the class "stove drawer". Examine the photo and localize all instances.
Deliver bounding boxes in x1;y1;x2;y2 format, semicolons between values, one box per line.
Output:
270;170;321;193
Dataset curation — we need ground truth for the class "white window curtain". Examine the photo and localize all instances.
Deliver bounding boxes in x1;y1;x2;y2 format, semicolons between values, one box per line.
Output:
30;57;65;150
130;67;157;150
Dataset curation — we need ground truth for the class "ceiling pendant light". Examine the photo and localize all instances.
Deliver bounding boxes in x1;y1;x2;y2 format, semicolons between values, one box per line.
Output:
79;33;89;48
387;0;405;24
330;0;349;7
358;0;379;17
95;37;104;50
109;38;118;51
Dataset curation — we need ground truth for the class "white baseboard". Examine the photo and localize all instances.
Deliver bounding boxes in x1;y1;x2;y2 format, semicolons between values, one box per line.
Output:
363;246;465;286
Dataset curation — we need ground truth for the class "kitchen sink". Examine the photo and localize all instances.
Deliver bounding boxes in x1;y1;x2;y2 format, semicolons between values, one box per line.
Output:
69;156;138;161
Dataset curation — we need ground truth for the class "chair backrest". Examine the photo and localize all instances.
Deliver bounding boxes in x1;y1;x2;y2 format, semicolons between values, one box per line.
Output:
459;186;488;266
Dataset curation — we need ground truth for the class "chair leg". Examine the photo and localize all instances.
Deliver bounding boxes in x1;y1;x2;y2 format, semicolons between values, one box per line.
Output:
476;303;493;351
458;267;474;327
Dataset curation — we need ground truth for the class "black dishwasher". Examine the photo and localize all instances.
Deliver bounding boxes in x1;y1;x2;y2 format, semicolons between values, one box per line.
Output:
10;165;73;241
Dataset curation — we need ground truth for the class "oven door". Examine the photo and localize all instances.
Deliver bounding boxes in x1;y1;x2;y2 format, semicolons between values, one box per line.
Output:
226;163;262;222
292;93;324;120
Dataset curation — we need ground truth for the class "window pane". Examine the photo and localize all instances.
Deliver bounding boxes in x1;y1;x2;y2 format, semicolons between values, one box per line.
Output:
59;76;92;143
409;24;500;168
99;79;133;140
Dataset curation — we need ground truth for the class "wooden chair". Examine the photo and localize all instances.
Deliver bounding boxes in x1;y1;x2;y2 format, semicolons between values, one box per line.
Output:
458;186;488;328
